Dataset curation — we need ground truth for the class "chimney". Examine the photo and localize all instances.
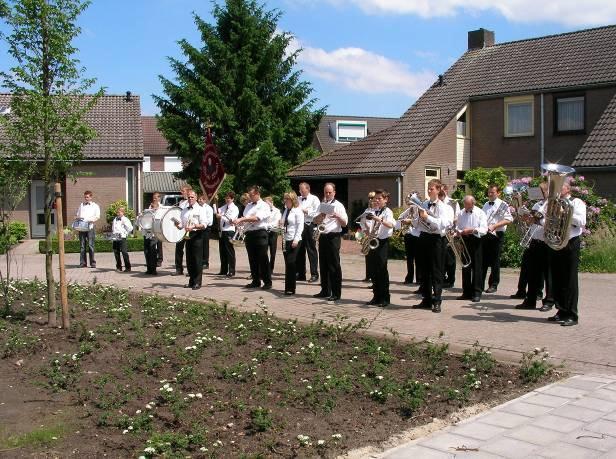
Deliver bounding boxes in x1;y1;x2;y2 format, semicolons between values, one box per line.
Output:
468;28;495;50
125;91;132;102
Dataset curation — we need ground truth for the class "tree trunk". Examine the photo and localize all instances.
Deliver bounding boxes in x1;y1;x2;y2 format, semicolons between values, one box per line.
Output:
45;182;56;327
55;182;69;328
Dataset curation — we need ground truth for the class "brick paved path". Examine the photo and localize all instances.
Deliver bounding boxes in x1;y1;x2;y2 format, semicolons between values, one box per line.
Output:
6;239;616;374
381;374;616;458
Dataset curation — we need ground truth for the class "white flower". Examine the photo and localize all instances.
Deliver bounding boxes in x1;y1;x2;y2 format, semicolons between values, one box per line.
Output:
196;393;203;398
135;409;141;414
317;439;325;446
144;446;156;453
331;433;342;440
377;375;384;380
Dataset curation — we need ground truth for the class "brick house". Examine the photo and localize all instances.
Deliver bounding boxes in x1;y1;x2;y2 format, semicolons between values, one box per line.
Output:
1;93;144;238
288;25;616;206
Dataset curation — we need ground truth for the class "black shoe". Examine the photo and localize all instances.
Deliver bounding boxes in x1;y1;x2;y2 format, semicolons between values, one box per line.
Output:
203;264;209;269
485;286;497;293
403;279;412;285
261;283;272;290
116;268;123;273
184;284;194;288
90;264;96;268
362;277;371;283
308;275;319;283
510;292;526;299
284;291;295;295
377;301;389;308
432;303;442;313
539;304;553;312
548;313;565;322
124;268;131;272
327;295;340;302
313;292;329;298
245;282;260;288
536;294;543;301
412;301;431;309
192;285;201;290
366;298;380;306
412;288;422;294
296;274;307;281
515;302;536;310
156;261;162;267
226;273;235;278
456;295;472;300
171;271;183;276
561;318;578;327
79;263;87;268
471;297;481;303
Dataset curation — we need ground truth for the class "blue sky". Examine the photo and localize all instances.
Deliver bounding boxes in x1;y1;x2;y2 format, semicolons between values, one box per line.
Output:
5;0;616;118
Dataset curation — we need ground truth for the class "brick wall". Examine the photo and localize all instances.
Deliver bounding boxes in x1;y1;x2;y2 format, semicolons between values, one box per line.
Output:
579;170;616;198
402;117;457;199
348;176;399;208
471;86;616;172
149;156;164;171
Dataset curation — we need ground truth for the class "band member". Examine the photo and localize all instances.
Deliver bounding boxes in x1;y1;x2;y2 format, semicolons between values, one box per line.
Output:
481;184;513;293
173;185;192;276
296;182;320;282
456;196;487;302
111;206;133;272
312;183;348;302
264;196;282;273
396;191;422;285
412;179;453;313
75;191;100;268
361;191;376;284
363;189;395;307
281;191;304;295
441;184;461;288
233;186;271;289
197;194;214;269
149;192;163;267
175;190;211;290
547;181;586;326
215;191;238;277
143;197;159;276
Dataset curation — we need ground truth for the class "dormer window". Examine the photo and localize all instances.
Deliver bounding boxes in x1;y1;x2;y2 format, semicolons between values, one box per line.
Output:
335;120;367;142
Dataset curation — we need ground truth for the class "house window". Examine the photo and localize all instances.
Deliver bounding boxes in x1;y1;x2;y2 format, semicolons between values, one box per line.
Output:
164;156;182;172
504;96;534;137
126;166;135;210
457;110;469;137
143;156;151;172
336;121;367;142
503;168;534;180
556;96;584;132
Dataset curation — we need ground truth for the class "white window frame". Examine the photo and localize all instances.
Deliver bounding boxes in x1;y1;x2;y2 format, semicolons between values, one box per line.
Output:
504;95;534;137
336;120;367;142
143;156;151;172
126;166;135;210
164;156;183;172
456;105;470;138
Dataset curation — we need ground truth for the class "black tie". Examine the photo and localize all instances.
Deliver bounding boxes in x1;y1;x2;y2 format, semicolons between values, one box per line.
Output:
375;209;382;216
115;217;121;221
187;206;193;210
301;197;306;201
466;210;472;214
84;202;90;206
488;201;495;206
429;202;436;208
284;209;290;227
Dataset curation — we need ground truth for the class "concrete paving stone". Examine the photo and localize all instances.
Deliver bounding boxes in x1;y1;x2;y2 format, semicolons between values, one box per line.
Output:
564;428;616;452
563;377;611;391
477;411;533;429
449;422;508;441
604;412;616;422
536;442;604;458
500;401;556;417
571;397;616;414
505;425;566;446
481;436;542;458
532;414;586;433
604;383;616;392
538;385;592;399
586;420;616;437
550;404;606;423
523;393;573;408
598;451;616;459
590;390;616;404
417;432;483;452
381;444;455;458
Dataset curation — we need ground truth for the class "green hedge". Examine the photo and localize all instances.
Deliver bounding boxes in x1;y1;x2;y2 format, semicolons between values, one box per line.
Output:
39;237;145;254
0;221;28;254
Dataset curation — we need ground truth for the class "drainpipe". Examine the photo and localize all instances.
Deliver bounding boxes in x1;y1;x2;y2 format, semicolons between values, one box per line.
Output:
540;93;545;167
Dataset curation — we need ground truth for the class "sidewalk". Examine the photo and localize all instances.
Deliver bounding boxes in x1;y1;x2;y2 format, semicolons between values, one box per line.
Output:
5;239;616;374
380;374;616;458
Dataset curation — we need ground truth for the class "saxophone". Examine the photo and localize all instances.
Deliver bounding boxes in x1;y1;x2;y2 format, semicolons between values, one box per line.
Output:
360;212;382;256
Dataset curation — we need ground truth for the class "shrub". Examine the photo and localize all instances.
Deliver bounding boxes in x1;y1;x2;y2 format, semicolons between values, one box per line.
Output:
388;207;406;260
500;229;524;268
105;200;136;224
580;224;616;272
460;167;508;203
39;236;144;254
0;220;28;254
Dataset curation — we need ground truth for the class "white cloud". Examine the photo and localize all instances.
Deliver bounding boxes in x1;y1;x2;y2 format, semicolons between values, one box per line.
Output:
294;40;436;97
305;0;616;26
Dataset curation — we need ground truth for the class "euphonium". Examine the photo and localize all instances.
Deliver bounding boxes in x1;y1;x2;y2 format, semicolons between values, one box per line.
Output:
231;223;247;246
361;214;381;256
542;163;575;251
445;225;471;268
407;192;434;231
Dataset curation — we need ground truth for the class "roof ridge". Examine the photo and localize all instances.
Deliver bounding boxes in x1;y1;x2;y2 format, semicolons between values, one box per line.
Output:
323;114;398;120
487;23;616;49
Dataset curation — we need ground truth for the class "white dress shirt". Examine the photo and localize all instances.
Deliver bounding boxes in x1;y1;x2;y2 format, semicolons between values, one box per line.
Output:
180;203;211;230
265;206;282;231
320;199;348;234
75;201;101;229
566;196;587;239
530;200;548;242
421;200;453;236
361;207;394;239
443;196;461;221
299;193;321;224
201;203;214;228
456;206;488;237
178;199;189;210
218;202;239;232
395;206;421;236
111;215;134;239
282;207;304;242
243;199;270;231
483;198;514;233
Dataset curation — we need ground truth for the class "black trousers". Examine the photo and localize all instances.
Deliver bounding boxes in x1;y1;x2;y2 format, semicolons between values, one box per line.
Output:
365;254;374;281
156;240;163;264
516;248;531;294
112;238;130;270
550;236;580;320
144;236;158;274
444;245;456;285
79;229;96;266
461;235;483;298
318;233;342;298
202;227;211;267
175;238;186;273
267;231;278;273
186;230;204;287
297;223;319;278
245;230;271;286
526;239;552;306
419;233;445;305
283;240;300;293
367;238;390;302
482;231;504;289
218;230;236;275
404;233;422;284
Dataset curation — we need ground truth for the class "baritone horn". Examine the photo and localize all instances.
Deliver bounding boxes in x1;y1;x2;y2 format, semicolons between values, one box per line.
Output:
445;226;472;268
542;163;575;251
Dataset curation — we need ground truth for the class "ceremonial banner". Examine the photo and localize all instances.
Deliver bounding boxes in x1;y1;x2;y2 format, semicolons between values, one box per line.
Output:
199;127;225;199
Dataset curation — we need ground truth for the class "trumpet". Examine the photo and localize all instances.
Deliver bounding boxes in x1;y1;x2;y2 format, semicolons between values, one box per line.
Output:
445;226;472;268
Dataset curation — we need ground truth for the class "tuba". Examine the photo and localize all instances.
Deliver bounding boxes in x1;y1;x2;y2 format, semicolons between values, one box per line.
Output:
542;163;575;251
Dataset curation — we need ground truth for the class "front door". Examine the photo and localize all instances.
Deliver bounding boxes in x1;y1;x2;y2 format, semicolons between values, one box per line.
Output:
424;167;441;197
30;181;54;238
